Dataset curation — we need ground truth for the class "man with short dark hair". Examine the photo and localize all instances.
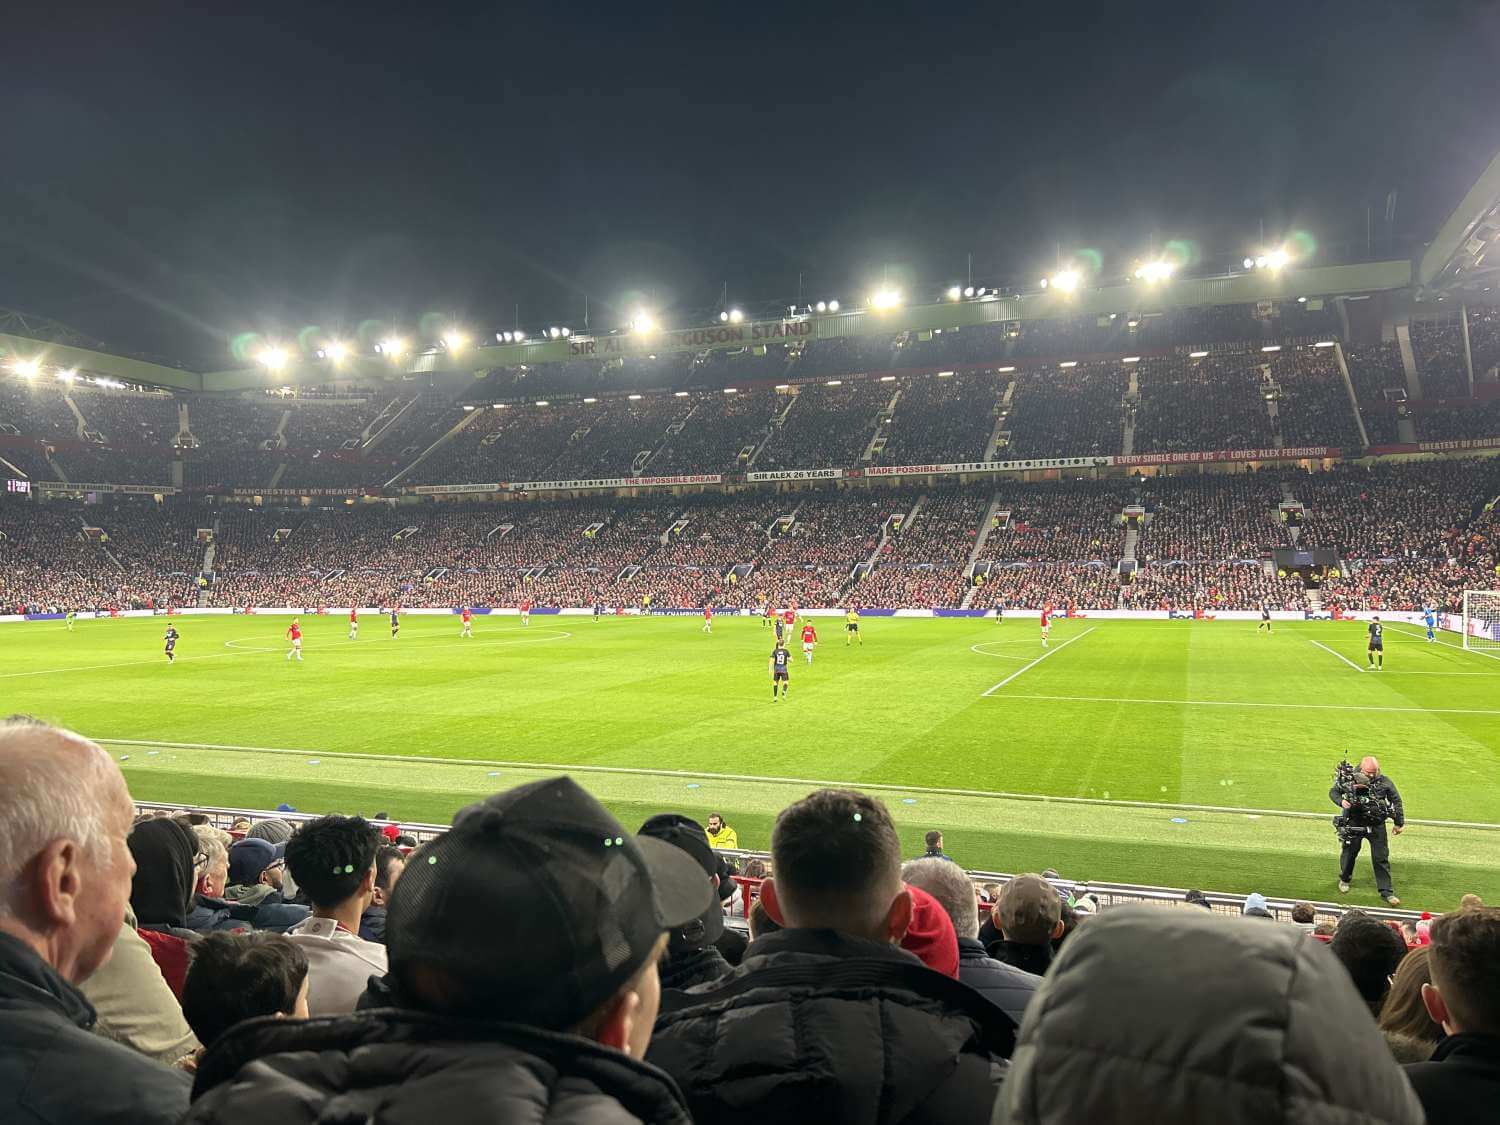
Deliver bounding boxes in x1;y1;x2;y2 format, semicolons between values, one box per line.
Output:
905;856;1040;1025
283;815;386;1015
638;814;732;989
0;718;191;1124
989;874;1064;976
1330;909;1408;1017
648;788;1015;1124
180;932;310;1050
918;829;955;863
186;777;709;1124
358;845;405;945
1404;906;1500;1118
1290;901;1317;930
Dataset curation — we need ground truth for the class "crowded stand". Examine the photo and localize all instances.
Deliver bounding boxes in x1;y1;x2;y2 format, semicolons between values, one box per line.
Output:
784;334;899;379
1410;317;1472;400
876;372;999;465
1136;470;1288;562
648;390;779;474
1123;561;1296;612
1003;363;1125;459
1416;399;1500;442
852;487;989;607
1270;347;1362;448
754;381;888;472
1467;304;1500;380
542;395;696;480
1344;342;1407;445
1132;354;1273;454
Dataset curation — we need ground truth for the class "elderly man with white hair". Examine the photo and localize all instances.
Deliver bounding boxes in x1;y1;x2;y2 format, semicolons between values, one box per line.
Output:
0;716;192;1124
1330;754;1407;906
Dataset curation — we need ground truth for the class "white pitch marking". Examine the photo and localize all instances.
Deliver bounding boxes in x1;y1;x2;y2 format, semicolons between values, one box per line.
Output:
1387;624;1500;664
1309;639;1367;673
967;642;1036;662
980;626;1096;697
993;692;1500;717
92;735;1500;832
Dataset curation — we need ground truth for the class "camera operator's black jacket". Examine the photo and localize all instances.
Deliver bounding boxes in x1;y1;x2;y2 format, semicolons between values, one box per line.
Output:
1329;774;1405;827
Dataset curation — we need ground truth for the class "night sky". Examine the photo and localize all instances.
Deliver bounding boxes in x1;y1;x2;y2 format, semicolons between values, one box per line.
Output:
2;1;1498;367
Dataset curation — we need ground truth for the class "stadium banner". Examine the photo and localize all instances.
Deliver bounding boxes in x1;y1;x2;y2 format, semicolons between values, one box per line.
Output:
649;606;745;616
1414;437;1500;454
228;487;370;498
34;481;179;495
566;318;814;359
745;468;845;481
1112;446;1336;467
507;473;722;492
932;608;990;617
862;456;1108;478
410;483;501;495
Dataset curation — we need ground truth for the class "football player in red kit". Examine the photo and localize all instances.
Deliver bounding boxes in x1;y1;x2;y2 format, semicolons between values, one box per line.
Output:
800;620;818;664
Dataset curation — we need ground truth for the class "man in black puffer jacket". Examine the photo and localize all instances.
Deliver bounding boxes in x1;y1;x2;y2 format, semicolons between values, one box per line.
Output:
647;789;1016;1125
186;777;713;1125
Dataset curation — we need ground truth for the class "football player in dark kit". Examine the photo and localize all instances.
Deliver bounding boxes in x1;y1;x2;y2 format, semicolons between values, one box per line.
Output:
1367;614;1384;669
769;640;791;701
1331;755;1406;905
163;625;180;663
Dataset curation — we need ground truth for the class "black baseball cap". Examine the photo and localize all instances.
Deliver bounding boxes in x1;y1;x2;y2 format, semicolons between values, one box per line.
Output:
386;777;713;1030
638;814;724;952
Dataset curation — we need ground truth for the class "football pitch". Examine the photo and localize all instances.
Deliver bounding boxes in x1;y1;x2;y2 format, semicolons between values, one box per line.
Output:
5;612;1499;910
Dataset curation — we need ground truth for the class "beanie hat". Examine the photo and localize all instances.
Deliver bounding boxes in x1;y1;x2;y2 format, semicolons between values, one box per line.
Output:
246;818;294;844
901;883;959;978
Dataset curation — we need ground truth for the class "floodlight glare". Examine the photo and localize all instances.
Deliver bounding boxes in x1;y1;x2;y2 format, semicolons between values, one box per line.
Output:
378;337;406;358
443;332;468;352
11;357;40;377
1254;256;1268;269
947;286;962;301
1049;269;1081;293
719;311;729;322
1265;249;1289;270
561;327;571;337
256;346;289;372
1243;257;1255;270
869;288;903;311
631;310;658;334
827;299;840;312
814;301;827;313
514;330;526;342
57;368;77;383
1134;260;1174;283
728;308;744;324
964;286;976;298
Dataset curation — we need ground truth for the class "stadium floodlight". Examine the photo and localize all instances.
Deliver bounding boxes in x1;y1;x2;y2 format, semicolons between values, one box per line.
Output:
720;311;729;322
1296;296;1307;304
1261;345;1282;352
324;341;351;364
1189;350;1209;358
827;299;840;312
869;288;903;311
1049;269;1081;293
497;332;509;343
514;330;526;342
56;368;77;383
631;310;658;334
1265;249;1289;270
947;286;962;301
814;301;827;313
376;337;406;358
628;393;643;400
727;308;744;324
561;327;571;337
1133;260;1174;283
443;331;468;352
11;357;41;377
256;346;289;372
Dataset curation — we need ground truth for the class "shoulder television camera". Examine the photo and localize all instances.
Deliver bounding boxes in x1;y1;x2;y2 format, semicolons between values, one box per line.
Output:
1331;759;1394;843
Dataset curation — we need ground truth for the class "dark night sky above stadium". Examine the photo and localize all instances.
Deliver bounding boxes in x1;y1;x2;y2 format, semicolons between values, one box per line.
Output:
2;1;1499;367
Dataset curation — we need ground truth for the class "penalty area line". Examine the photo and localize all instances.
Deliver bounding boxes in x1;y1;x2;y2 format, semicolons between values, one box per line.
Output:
92;735;1500;832
980;626;1096;697
1000;692;1500;717
1309;639;1367;673
1387;624;1500;664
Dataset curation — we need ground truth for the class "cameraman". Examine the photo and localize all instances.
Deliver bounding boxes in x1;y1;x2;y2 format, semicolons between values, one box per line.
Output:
1330;755;1405;906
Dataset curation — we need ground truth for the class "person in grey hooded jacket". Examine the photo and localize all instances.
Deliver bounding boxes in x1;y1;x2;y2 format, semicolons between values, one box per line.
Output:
995;905;1424;1125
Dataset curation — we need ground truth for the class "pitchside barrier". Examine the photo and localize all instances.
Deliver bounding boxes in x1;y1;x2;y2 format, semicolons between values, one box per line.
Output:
1;607;1460;625
133;800;1425;925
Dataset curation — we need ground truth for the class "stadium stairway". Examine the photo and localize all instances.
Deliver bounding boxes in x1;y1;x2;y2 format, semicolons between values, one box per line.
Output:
960;492;1005;609
1332;343;1371;449
384;404;486;488
1396;322;1424;399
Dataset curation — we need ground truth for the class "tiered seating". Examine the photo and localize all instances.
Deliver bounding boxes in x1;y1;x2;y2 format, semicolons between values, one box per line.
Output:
1271;349;1361;448
1345;343;1406;445
877;373;999;465
649;391;777;475
755;381;887;472
1410;318;1470;399
1004;364;1124;459
1133;355;1271;454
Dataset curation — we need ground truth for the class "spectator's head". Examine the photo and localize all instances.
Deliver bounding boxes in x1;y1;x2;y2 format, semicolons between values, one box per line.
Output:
1331;910;1408;1015
637;814;724;955
0;717;137;985
765;789;909;943
128;817;198;929
1378;944;1441;1045
193;826;230;897
900;883;960;977
924;830;943;853
385;777;711;1059
743;857;767;879
1422;905;1500;1036
1183;889;1212;911
370;845;404;910
284;815;382;914
1459;893;1484;910
904;856;979;941
245;818;294;845
227;838;286;890
998;906;1424;1124
706;813;725;834
1241;892;1272;919
181;932;309;1048
997;875;1063;946
748;898;781;941
1359;755;1381;778
1291;901;1316;925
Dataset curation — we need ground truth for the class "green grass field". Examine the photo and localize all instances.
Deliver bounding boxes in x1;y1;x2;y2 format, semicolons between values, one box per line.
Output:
6;611;1499;910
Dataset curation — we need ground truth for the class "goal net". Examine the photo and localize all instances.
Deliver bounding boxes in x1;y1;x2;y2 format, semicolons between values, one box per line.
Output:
1461;591;1500;654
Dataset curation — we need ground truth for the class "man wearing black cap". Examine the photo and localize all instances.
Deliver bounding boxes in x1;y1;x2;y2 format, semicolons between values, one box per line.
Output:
647;788;1016;1125
185;777;710;1125
638;814;733;990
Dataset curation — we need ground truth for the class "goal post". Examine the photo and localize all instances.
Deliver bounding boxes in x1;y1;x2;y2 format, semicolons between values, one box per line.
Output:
1461;591;1500;654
